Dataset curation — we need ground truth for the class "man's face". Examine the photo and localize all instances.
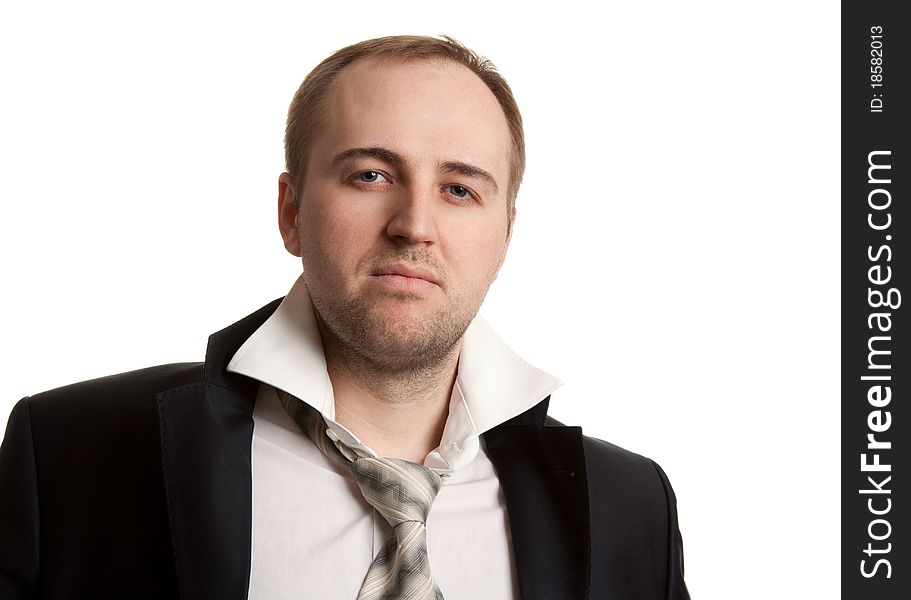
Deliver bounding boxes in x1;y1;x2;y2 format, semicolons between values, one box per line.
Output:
279;57;514;372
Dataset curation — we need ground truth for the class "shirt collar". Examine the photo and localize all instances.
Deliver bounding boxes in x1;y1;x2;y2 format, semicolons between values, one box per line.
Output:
227;276;562;471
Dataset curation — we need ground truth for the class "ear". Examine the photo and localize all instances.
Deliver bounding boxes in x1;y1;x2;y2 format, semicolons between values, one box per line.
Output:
493;206;516;278
278;172;301;256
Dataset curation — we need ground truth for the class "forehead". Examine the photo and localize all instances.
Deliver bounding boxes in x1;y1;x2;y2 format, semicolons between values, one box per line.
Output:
314;57;512;185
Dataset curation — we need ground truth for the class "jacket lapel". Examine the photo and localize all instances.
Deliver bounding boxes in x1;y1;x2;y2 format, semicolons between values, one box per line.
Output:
157;300;281;600
484;398;591;600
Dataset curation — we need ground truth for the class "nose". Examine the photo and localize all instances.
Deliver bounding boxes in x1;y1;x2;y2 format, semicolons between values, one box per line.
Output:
385;186;437;246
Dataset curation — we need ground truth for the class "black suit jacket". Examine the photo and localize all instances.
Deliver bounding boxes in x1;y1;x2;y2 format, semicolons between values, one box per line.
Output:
0;300;690;600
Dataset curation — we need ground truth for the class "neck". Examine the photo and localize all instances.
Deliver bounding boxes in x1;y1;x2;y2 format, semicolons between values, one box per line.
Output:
321;331;461;463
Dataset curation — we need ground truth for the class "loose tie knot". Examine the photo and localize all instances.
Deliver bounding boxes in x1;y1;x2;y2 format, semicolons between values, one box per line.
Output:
349;456;443;528
277;389;446;599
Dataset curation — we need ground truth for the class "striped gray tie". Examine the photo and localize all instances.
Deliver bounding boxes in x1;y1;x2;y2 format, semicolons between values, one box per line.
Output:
278;390;445;600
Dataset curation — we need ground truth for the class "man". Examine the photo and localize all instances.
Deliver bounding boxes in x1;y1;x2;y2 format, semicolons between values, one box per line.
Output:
0;36;689;599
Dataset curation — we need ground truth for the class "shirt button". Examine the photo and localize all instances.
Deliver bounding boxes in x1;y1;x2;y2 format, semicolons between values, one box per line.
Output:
325;429;340;442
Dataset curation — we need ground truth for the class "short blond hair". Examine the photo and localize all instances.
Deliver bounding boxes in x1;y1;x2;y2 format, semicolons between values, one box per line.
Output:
284;35;525;220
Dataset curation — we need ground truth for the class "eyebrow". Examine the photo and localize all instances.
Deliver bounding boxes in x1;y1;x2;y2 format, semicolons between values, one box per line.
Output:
330;147;406;169
440;161;499;194
330;147;500;193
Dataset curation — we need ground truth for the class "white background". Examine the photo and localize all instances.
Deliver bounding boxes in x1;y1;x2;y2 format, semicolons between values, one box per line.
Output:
0;1;839;597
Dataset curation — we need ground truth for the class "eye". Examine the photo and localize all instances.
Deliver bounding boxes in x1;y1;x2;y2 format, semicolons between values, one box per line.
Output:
356;170;389;184
446;184;475;202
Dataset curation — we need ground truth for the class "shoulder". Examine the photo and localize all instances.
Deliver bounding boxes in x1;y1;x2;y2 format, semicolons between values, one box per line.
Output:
29;362;204;407
21;362;204;446
579;432;676;519
544;415;672;500
572;428;689;599
544;414;677;536
582;434;670;488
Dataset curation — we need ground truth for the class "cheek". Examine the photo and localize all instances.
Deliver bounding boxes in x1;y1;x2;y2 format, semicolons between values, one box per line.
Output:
444;222;509;284
297;193;375;276
297;202;339;271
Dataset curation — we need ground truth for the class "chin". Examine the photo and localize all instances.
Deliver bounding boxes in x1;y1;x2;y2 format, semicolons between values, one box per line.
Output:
357;312;466;371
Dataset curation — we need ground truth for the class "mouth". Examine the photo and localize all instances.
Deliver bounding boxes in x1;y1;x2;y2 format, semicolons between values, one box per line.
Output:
371;263;441;286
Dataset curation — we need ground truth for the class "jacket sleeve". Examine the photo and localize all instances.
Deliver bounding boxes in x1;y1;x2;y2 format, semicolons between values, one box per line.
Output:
0;398;40;599
652;461;690;600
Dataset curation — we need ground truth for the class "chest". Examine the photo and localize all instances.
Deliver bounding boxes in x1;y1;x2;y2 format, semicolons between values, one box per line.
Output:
247;412;520;599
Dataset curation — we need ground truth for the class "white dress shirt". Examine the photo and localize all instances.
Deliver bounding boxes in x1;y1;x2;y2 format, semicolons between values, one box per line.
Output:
227;277;561;599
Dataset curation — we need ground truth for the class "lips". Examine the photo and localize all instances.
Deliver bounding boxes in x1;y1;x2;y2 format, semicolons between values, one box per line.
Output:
371;263;442;287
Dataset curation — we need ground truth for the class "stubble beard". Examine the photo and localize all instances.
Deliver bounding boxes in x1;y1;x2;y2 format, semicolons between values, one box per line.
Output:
308;279;482;380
